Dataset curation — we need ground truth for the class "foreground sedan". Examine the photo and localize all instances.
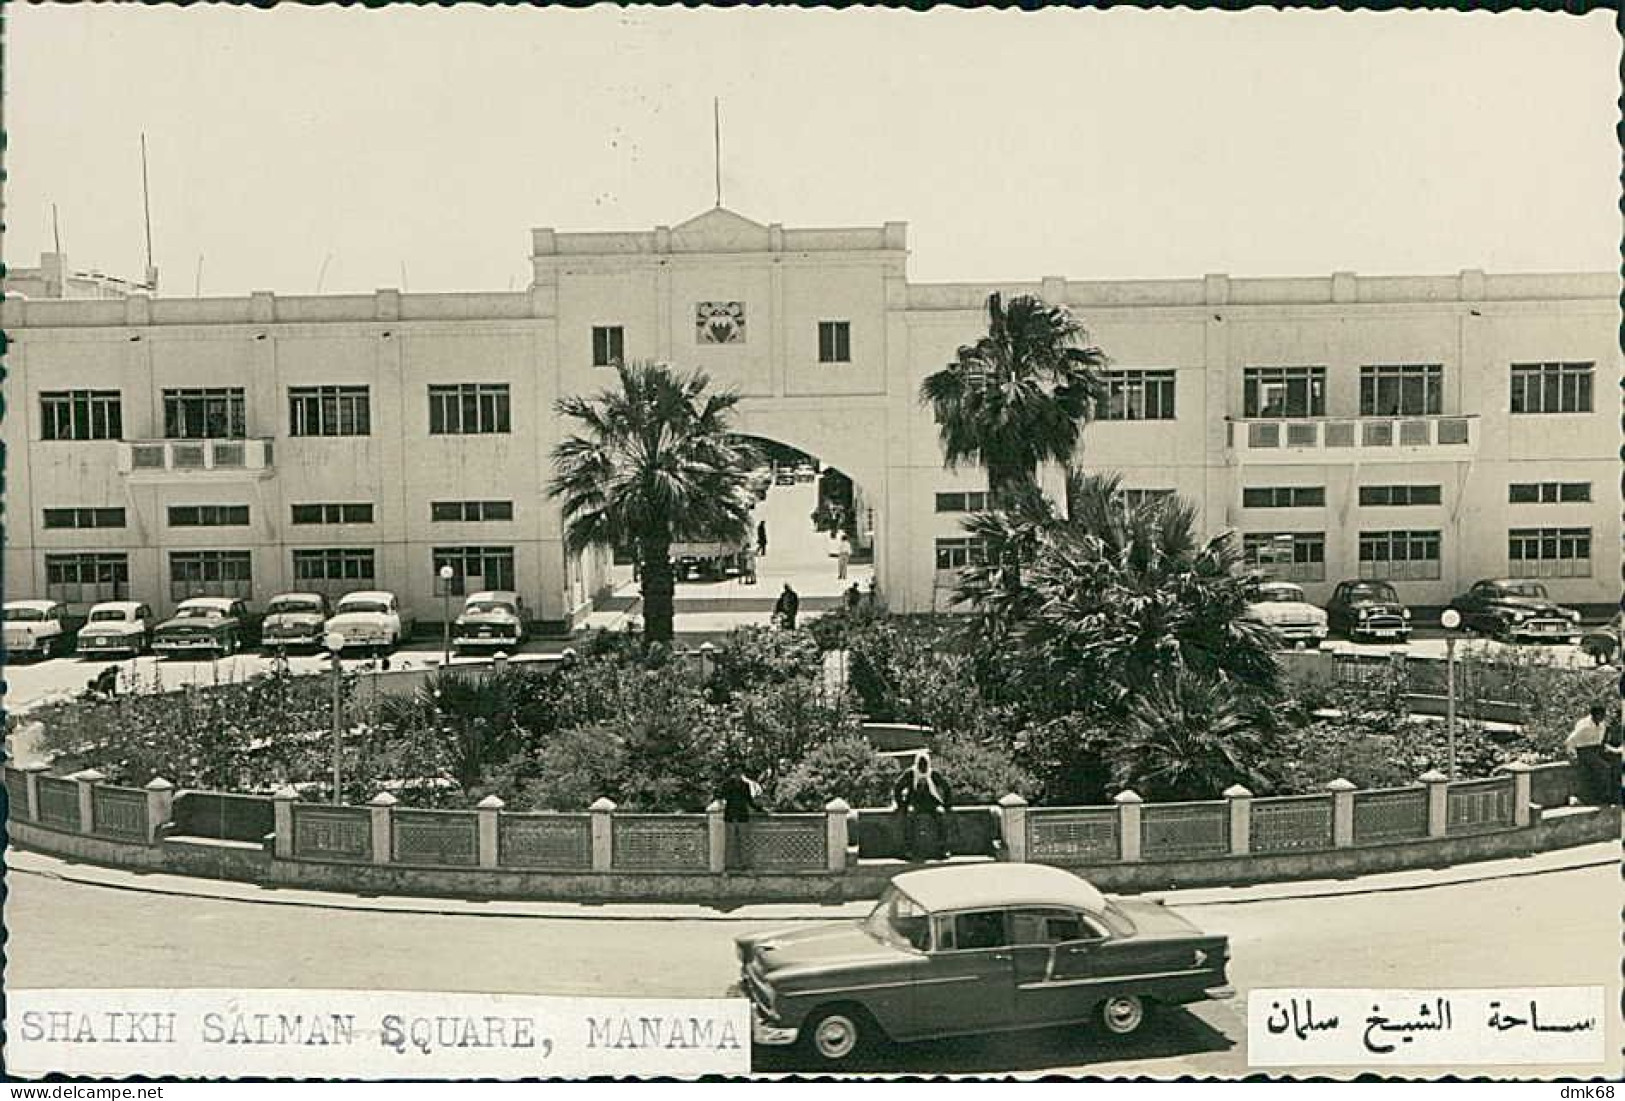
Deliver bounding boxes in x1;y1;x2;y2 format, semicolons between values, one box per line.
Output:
734;863;1232;1066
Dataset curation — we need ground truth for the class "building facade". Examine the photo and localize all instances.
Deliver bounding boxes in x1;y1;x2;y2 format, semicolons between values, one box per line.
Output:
3;208;1618;625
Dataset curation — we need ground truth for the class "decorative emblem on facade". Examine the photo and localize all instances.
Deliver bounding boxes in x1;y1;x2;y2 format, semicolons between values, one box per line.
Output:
696;301;746;344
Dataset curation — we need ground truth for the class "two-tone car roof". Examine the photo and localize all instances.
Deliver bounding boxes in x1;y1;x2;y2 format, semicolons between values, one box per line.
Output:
4;599;61;613
335;590;396;604
465;590;520;605
176;596;238;610
269;592;326;604
87;601;145;614
892;863;1108;917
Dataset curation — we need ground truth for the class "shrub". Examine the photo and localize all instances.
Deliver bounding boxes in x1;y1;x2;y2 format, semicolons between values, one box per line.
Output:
775;733;898;811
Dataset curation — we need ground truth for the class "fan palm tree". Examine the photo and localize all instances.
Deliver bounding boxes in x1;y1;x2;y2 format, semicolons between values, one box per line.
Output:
919;293;1108;504
551;361;758;645
1104;670;1284;800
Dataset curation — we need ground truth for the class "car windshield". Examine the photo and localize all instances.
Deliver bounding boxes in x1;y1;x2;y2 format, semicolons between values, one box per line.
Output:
175;606;223;619
4;608;45;622
339;601;389;615
465;601;515;615
270;599;323;615
89;609;130;623
1500;582;1549;599
862;885;931;952
1256;586;1305;604
1347;583;1398;602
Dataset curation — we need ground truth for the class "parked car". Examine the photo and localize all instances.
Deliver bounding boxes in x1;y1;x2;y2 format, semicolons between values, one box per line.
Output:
259;592;333;652
732;863;1232;1066
452;590;529;653
1240;581;1328;645
324;590;415;653
3;599;71;659
75;601;155;657
1580;611;1623;665
151;597;251;657
1449;579;1581;643
1324;580;1412;642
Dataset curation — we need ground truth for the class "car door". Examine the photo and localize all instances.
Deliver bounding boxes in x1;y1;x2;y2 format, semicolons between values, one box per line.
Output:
911;909;1016;1038
1010;909;1107;1027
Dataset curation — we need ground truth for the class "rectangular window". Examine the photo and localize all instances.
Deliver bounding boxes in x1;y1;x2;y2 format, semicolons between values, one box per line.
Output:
1357;530;1442;581
934;491;992;514
591;326;624;368
430;501;515;522
1509;527;1592;578
1241;532;1326;582
1510;362;1593;415
288;385;371;437
818;321;852;364
292;548;378;586
167;504;250;527
1509;482;1592;504
1120;488;1176;510
45;552;130;603
1243;486;1326;509
1243;366;1326;418
428;384;511;435
168;550;253;601
1359;364;1443;417
42;507;126;530
1099;370;1176;421
933;537;989;571
1359;485;1443;507
40;390;123;441
433;546;516;596
291;503;374;525
163;388;247;439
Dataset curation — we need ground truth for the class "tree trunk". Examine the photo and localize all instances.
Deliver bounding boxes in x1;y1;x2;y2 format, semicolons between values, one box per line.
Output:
639;537;676;645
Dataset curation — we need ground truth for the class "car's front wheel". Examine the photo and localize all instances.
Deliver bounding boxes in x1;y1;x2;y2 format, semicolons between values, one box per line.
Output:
1098;994;1148;1037
802;1004;874;1066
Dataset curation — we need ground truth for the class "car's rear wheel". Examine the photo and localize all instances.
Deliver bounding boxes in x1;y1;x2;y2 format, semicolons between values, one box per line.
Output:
1098;994;1147;1037
802;1004;874;1066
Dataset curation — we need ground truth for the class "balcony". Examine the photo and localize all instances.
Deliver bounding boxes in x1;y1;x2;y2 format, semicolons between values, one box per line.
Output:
116;438;275;481
1227;415;1477;464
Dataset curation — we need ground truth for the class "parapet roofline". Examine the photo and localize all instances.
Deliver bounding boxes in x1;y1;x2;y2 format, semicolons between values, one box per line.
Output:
532;209;910;257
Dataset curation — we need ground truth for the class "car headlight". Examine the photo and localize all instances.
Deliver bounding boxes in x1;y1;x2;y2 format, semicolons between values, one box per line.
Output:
1401;608;1412;620
1564;609;1581;622
1509;610;1528;622
1356;608;1370;619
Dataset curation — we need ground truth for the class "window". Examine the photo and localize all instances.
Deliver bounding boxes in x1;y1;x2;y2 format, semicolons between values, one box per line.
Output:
1509;527;1592;578
1119;488;1176;510
1359;365;1442;417
592;326;624;368
289;385;370;437
1244;367;1326;418
1009;909;1095;946
291;503;374;525
292;549;377;586
1242;532;1326;582
944;911;1009;952
1358;530;1442;581
42;507;126;530
1511;362;1593;415
934;491;991;514
818;321;851;364
1243;486;1326;509
433;546;516;596
167;505;250;527
45;552;129;603
429;384;511;435
41;390;122;441
1509;482;1591;505
430;501;515;523
163;388;246;439
1359;485;1443;507
1099;370;1176;421
168;550;252;601
934;537;988;571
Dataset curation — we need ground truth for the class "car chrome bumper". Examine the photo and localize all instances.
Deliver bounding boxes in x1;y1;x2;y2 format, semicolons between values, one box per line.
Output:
726;982;797;1046
1507;623;1578;642
153;640;219;652
1273;625;1327;641
455;636;519;649
1205;984;1237;1001
77;639;137;654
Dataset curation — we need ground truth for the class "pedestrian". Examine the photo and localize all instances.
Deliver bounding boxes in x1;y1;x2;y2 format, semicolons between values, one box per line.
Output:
740;543;758;585
773;583;800;630
716;759;766;872
835;531;852;581
1565;702;1619;806
893;751;954;862
757;520;768;558
844;583;861;610
864;577;878;610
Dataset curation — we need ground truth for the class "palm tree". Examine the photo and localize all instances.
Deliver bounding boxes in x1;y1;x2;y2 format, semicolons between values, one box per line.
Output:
551;361;758;645
1104;670;1284;800
919;293;1108;504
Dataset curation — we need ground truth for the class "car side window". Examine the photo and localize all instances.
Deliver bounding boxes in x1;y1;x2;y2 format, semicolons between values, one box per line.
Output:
1009;908;1091;946
950;910;1009;952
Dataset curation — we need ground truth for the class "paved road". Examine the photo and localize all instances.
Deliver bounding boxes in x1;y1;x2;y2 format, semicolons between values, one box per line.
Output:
6;860;1617;1076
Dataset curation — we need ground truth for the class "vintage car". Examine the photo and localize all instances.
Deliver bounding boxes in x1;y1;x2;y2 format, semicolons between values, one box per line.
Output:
1449;579;1581;644
733;863;1232;1066
324;590;415;653
151;597;252;657
1580;611;1623;665
259;592;333;652
452;590;529;653
4;599;72;659
1240;581;1328;645
1324;580;1412;642
75;601;155;657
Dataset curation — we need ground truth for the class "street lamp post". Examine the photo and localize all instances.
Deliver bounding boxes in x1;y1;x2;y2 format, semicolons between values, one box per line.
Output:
439;564;456;666
325;631;346;804
1440;609;1462;781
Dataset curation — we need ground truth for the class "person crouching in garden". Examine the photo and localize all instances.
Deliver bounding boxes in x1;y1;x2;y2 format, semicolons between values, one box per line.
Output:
1565;702;1621;806
716;760;766;871
893;751;954;862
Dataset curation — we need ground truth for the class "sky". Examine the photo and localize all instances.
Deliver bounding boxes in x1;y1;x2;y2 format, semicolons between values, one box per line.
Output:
6;6;1619;296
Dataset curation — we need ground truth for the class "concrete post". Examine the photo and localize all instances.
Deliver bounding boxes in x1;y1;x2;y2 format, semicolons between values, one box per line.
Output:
71;769;106;834
492;652;510;677
143;777;175;844
1113;790;1143;863
1420;769;1450;839
272;786;300;859
21;761;49;822
1326;778;1357;848
368;792;396;865
706;799;727;874
824;799;850;873
1223;784;1253;856
1499;761;1534;828
476;794;504;869
590;797;617;872
997;793;1029;863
